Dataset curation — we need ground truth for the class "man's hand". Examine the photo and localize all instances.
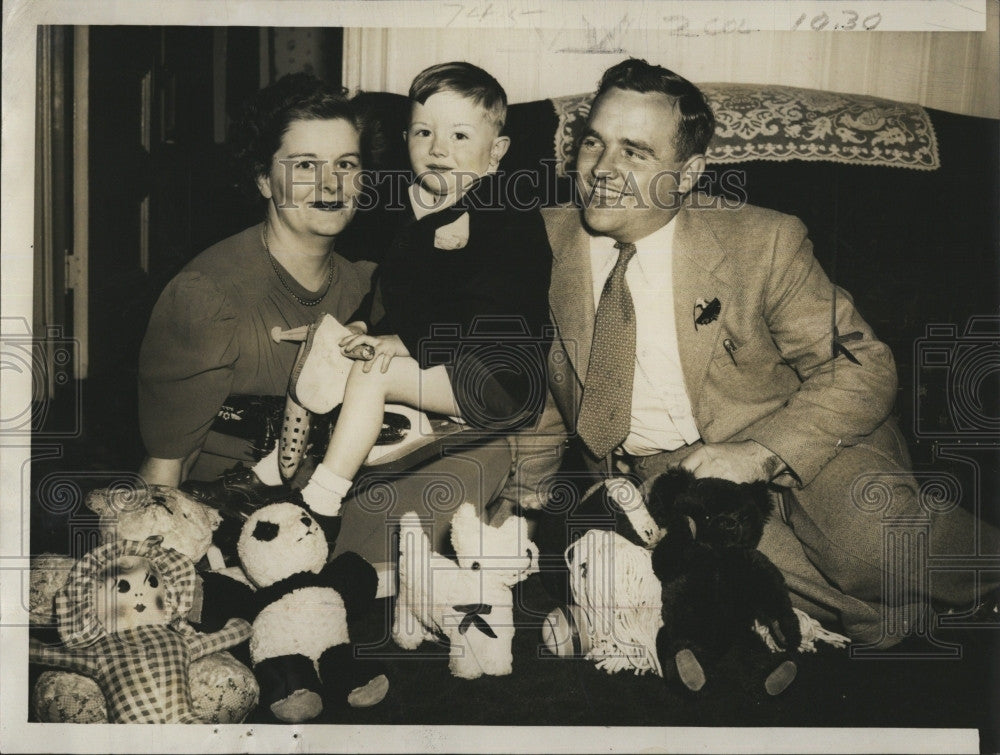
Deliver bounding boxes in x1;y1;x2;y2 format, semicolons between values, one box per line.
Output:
680;440;785;483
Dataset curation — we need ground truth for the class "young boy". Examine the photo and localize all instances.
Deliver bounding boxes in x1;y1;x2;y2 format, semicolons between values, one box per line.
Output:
186;62;553;519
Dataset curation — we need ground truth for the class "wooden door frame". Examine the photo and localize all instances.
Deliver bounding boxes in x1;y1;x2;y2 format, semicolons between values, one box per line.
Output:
33;26;87;393
70;26;89;380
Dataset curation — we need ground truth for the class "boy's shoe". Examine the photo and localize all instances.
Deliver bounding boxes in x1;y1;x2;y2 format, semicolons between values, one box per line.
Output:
764;659;798;696
674;648;707;692
279;394;311;482
181;464;299;520
288;314;354;415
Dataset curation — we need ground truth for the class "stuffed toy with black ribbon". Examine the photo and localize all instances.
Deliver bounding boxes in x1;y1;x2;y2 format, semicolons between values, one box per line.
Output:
393;503;539;679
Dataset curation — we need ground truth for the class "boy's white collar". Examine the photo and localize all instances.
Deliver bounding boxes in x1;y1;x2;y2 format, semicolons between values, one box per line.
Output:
409;182;462;220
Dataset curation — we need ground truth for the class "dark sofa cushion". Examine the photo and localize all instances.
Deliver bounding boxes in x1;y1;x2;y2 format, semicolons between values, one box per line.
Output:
715;108;999;451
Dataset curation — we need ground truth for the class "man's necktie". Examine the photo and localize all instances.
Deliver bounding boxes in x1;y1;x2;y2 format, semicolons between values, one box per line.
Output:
577;241;637;459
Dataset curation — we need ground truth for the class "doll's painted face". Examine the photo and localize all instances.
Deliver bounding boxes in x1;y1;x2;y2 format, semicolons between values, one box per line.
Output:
94;556;171;633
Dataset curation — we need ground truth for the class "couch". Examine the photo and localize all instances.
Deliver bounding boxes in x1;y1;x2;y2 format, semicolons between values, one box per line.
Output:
328;83;1000;572
343;83;1000;481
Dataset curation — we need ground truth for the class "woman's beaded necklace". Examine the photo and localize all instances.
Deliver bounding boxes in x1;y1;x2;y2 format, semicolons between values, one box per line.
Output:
262;224;335;307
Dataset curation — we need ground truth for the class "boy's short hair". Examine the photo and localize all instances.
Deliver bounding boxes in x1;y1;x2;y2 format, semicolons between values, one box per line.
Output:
595;57;715;160
409;61;508;132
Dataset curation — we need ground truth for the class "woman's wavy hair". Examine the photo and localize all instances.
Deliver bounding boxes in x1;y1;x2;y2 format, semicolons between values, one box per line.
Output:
229;72;385;199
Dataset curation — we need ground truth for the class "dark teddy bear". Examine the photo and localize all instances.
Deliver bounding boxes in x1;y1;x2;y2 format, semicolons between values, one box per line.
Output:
644;468;802;695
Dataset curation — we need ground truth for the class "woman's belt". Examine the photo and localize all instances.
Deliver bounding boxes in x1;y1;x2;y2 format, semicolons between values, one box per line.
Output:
209;394;336;459
209;393;414;468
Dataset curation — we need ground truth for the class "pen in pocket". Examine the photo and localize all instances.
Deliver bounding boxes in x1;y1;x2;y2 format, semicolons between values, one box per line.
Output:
723;338;739;366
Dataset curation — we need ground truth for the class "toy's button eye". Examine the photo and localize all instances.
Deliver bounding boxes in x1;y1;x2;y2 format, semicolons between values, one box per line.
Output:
147;575;159;588
471;561;481;570
301;516;312;527
117;579;131;593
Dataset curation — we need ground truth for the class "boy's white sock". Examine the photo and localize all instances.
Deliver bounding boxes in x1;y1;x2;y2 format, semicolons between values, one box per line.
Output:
301;463;353;517
252;447;283;486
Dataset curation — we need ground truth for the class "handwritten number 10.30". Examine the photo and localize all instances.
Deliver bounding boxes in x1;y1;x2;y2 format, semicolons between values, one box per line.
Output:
793;10;882;30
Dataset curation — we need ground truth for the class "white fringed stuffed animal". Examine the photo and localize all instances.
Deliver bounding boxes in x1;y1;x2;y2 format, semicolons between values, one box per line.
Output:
393;503;539;679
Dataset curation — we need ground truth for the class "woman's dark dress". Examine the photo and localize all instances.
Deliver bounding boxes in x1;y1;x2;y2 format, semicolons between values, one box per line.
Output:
139;223;374;477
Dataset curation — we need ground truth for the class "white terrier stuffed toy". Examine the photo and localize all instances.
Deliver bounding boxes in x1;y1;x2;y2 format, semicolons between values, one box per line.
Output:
393;503;539;679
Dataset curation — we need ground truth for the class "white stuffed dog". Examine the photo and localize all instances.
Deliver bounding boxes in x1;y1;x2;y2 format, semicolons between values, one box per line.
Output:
393;503;539;679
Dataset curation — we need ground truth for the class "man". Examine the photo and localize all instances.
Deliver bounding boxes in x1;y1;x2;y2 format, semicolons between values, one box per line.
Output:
503;58;998;647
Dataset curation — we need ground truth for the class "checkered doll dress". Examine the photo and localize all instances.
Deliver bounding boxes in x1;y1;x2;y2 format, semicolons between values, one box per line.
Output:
29;536;251;723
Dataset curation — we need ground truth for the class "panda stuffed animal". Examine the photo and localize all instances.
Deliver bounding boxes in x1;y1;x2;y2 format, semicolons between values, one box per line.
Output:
237;502;388;722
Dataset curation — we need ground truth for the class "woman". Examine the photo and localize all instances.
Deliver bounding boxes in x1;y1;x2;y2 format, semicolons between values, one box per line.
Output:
138;74;375;487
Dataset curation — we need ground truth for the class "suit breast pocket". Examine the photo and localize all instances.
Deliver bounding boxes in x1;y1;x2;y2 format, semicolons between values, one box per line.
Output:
708;331;799;394
712;332;775;369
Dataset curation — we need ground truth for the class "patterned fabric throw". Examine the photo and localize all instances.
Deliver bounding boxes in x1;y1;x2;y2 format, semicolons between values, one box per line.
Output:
577;241;637;459
552;84;940;176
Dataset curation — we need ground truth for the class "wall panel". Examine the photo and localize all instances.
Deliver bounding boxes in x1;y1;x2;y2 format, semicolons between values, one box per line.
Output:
343;1;999;116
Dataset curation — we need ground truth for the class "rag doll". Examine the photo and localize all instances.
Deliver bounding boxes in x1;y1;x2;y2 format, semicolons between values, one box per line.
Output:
29;484;259;723
28;536;252;723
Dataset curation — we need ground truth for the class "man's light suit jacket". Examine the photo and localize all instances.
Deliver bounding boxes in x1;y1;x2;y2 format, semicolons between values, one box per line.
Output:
505;195;899;508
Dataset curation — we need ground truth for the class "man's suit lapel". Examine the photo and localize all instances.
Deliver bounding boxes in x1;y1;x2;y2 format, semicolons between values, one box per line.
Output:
672;203;733;412
546;208;595;386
